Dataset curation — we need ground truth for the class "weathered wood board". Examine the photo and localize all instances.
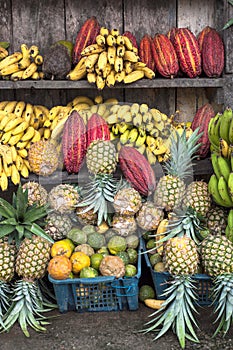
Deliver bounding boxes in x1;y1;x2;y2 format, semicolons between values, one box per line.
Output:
0;0;232;114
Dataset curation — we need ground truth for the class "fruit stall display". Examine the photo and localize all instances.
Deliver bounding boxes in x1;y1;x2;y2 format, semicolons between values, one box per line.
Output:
0;0;233;349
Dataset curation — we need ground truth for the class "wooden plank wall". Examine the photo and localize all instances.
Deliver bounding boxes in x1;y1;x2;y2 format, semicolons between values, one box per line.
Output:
0;0;230;119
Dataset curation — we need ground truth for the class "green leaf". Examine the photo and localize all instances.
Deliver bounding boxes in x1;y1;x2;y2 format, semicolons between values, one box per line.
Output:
23;205;48;223
0;225;16;238
0;217;17;225
15;185;28;221
223;18;233;30
0;198;16;218
29;223;54;243
16;225;25;240
228;0;233;6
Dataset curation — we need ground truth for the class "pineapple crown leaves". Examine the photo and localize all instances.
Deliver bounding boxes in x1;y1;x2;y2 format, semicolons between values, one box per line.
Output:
0;184;53;247
152;206;208;249
141;275;199;349
76;174;125;226
163;127;202;180
211;274;233;337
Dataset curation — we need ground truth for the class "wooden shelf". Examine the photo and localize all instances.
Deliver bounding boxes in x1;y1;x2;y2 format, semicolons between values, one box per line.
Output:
0;78;225;90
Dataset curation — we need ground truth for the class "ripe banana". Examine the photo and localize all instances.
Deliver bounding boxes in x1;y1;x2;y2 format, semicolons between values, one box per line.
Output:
98;51;108;72
107;46;116;65
120;129;130;145
135;128;147;147
96;75;105;90
8;132;24;146
34;54;43;65
11;163;20;185
127;128;138;143
123;70;144;84
4;117;24;133
81;44;105;56
20;126;35;142
100;27;109;37
11;145;18;162
11;120;29;135
0;52;23;71
14;101;26;118
106;34;116;47
29;45;39;58
0;170;8;191
146;146;157;165
123;50;139;63
132;113;143;127
95;34;106;47
106;70;116;88
85;53;99;70
0;62;22;76
122;36;133;51
20;162;29;178
114;70;125;83
219;138;229;158
66;63;86;80
114;56;123;73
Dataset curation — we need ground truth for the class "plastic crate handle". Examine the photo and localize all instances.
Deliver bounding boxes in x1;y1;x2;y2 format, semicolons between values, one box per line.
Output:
111;282;138;297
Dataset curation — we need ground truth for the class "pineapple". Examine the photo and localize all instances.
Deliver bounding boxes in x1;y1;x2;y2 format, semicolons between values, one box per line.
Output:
142;236;200;348
76;206;98;226
44;212;73;240
48;184;79;214
136;201;164;231
28;139;59;176
201;235;233;336
86;139;117;174
0;185;55;337
182;180;211;217
206;205;227;235
113;187;142;216
22;181;48;206
153;128;201;212
111;214;137;237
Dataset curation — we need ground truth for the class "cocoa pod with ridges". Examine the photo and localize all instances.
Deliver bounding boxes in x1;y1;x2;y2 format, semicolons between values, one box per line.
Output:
72;16;100;65
151;34;179;78
139;34;155;71
167;27;178;45
62;110;87;173
201;28;225;78
191;103;215;158
197;26;213;52
118;146;156;196
173;28;202;78
86;113;110;148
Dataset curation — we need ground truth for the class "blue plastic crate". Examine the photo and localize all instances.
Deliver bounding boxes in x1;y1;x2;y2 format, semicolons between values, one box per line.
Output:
142;240;213;306
48;240;142;313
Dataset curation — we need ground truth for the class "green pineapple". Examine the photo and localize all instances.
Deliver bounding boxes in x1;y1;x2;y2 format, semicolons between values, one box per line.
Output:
113;187;142;216
201;234;233;336
182;180;211;217
142;235;200;349
153;128;201;212
44;211;73;241
206;206;228;235
0;185;55;337
86;139;117;174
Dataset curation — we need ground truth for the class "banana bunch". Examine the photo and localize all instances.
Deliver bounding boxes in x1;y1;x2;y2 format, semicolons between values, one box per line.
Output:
0;143;31;191
67;26;155;89
208;107;233;158
107;102;172;164
225;209;233;243
0;43;44;81
0;42;10;62
208;152;233;208
0;100;52;150
50;95;118;140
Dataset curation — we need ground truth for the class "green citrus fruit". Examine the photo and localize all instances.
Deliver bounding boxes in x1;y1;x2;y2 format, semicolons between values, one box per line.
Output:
149;253;162;267
107;235;127;255
127;248;138;264
97;246;109;257
125;264;137;277
126;235;139;249
116;251;130;265
66;227;87;245
79;266;99;278
139;285;155;302
87;232;106;250
153;262;166;272
90;253;104;270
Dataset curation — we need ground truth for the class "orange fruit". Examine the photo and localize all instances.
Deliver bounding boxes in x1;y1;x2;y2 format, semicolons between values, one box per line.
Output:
50;239;74;258
47;255;72;280
70;251;90;274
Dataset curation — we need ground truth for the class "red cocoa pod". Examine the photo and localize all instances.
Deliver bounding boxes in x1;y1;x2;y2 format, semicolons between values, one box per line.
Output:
167;27;178;45
72;16;100;65
197;26;213;52
86;113;110;148
62;110;87;173
201;28;225;78
139;34;155;71
191;103;215;158
118;146;156;196
123;31;138;50
173;28;202;78
151;33;179;78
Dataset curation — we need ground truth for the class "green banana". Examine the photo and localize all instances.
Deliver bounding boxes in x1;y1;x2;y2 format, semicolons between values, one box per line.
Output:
228;172;233;200
217;155;231;182
227;208;233;229
208;174;232;208
218;175;233;207
227;108;233;144
219;108;232;144
208;113;221;149
211;152;222;179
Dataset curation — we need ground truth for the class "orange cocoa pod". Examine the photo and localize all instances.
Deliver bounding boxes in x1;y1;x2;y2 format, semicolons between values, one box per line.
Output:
201;28;225;78
151;33;179;78
72;16;100;65
139;34;155;71
197;26;213;52
167;27;178;45
173;27;202;78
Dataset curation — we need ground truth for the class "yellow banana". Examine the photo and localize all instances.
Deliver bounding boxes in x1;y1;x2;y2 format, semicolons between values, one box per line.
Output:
30;129;41;143
43;119;52;128
17;148;28;158
31;71;40;80
95;34;106;47
107;46;116;65
123;50;139;63
110;28;120;38
15;140;30;150
136;143;146;154
116;35;125;46
49;105;64;121
100;27;109;37
0;130;13;144
18;57;31;69
0;112;16;130
34;54;43;65
20;126;35;142
98;51;108;72
66;64;86;80
11;145;18;162
20;44;30;59
118;122;130;134
51;117;68;140
219;138;229;158
120;129;130;145
132;113;143;127
96;75;105;90
117;105;131;120
122;36;133;51
0;169;8;191
114;70;125;83
146;146;157;165
130;103;140;116
106;70;116;88
0;52;23;70
72;103;90;112
0;47;8;60
3;160;12;177
127;128;139;143
106;113;118;125
24;103;34;121
0;101;8;110
43;128;51;140
123;70;144;83
3;117;24;132
36;104;50;120
14;101;26;118
94;95;103;104
150;108;163;122
124;61;134;74
97;103;107;116
0;63;22;76
87;72;97;84
136;66;155;79
11;121;29;135
135;128;147;147
8;132;24;146
81;44;104;56
22;62;38;79
116;45;125;57
106;34;116;47
0;156;2;174
29;45;39;58
114;56;123;73
71;96;94;107
20;163;29;178
11;163;20;185
85;53;99;70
